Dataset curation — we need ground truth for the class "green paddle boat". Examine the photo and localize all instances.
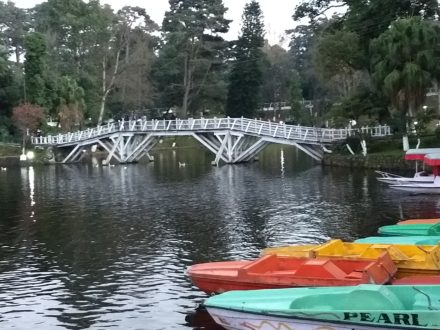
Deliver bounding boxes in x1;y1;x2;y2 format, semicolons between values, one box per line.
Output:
205;284;440;330
378;223;440;236
355;236;440;245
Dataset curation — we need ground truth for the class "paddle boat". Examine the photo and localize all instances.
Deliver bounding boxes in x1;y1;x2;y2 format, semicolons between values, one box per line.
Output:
375;148;440;185
205;284;440;330
187;253;397;294
392;276;440;285
398;219;440;225
389;153;440;194
389;177;440;194
355;236;440;245
378;223;440;236
262;239;440;277
375;170;434;184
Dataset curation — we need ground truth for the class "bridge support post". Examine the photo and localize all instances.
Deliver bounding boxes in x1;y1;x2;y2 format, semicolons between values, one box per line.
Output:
193;132;269;165
99;133;159;164
62;144;87;163
295;143;324;161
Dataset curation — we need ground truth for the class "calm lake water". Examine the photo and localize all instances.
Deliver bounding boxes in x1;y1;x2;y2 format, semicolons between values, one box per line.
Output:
0;145;439;329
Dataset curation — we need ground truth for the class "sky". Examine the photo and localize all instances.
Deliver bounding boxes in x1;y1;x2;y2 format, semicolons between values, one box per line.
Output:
13;0;300;46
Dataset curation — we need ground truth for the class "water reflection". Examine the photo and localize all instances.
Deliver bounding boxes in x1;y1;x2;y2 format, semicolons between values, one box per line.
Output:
185;305;225;330
0;145;439;329
280;148;285;178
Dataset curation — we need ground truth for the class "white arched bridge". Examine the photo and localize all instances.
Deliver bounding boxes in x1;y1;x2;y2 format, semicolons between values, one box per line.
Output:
31;117;391;165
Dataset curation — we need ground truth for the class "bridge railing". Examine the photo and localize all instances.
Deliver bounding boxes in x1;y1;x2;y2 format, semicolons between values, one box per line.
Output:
31;117;391;145
427;88;439;96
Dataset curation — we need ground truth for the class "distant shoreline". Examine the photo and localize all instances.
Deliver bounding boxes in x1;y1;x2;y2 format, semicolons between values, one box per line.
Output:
322;153;416;172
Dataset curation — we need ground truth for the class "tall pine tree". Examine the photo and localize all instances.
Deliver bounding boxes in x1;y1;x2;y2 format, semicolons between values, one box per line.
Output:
24;32;48;108
155;0;230;117
226;1;264;118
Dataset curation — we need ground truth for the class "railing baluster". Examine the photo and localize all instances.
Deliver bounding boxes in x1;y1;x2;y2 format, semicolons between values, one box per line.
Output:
30;118;391;149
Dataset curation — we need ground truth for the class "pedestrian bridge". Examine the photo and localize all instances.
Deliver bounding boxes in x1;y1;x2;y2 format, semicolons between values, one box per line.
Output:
31;117;391;165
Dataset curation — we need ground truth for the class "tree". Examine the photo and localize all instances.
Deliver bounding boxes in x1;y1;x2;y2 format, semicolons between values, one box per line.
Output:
313;29;366;98
0;1;30;65
371;17;440;120
12;103;44;135
0;42;19;137
55;76;85;131
261;43;292;105
294;0;439;29
289;70;305;123
32;0;115;122
109;7;159;115
23;32;48;108
294;0;439;70
155;0;231;117
226;1;265;118
327;87;388;127
287;22;326;102
370;17;440;148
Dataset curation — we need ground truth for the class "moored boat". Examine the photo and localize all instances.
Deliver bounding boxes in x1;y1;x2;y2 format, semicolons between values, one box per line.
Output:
389;153;440;194
262;239;440;277
389;179;440;194
398;218;440;225
355;236;440;245
187;253;397;294
375;170;434;185
205;284;440;330
392;276;440;285
378;223;440;236
375;149;440;185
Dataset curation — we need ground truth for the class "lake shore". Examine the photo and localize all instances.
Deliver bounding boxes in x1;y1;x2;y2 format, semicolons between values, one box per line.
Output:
322;153;416;171
0;140;420;172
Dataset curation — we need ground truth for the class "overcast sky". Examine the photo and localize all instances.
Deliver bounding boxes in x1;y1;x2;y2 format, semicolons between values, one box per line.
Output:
13;0;300;45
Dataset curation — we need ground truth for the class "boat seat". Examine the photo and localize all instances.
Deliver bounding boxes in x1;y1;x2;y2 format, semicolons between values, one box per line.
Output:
346;271;363;279
290;286;405;311
413;289;440;310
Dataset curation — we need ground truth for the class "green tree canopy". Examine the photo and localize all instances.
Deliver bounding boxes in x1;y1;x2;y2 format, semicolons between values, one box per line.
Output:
313;29;366;98
154;0;231;117
0;42;19;122
55;76;85;131
0;1;30;64
24;32;49;109
370;17;440;127
226;0;265;118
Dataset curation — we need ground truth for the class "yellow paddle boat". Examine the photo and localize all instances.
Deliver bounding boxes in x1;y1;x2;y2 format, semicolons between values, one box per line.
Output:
262;239;440;278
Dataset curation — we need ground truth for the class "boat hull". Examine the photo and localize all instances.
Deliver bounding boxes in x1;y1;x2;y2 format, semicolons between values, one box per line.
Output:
398;219;440;225
378;223;440;237
205;285;440;330
188;254;396;294
377;178;434;185
355;236;440;245
392;276;440;285
375;170;434;185
389;185;440;194
207;307;421;330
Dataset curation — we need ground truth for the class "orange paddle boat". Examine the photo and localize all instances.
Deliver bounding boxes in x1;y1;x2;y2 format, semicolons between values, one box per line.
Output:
392;275;440;285
398;218;440;225
187;253;397;294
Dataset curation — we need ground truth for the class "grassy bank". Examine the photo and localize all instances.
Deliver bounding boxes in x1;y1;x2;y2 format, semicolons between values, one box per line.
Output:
0;143;21;157
324;134;440;171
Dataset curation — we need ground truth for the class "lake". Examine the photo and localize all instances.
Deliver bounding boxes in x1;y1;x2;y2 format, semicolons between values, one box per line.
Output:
0;145;438;329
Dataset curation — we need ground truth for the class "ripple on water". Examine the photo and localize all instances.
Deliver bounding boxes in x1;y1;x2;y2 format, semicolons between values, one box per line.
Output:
0;149;438;329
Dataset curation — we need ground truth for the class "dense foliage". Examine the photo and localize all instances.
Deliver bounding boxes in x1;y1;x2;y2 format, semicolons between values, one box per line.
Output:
0;0;439;139
226;1;265;117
